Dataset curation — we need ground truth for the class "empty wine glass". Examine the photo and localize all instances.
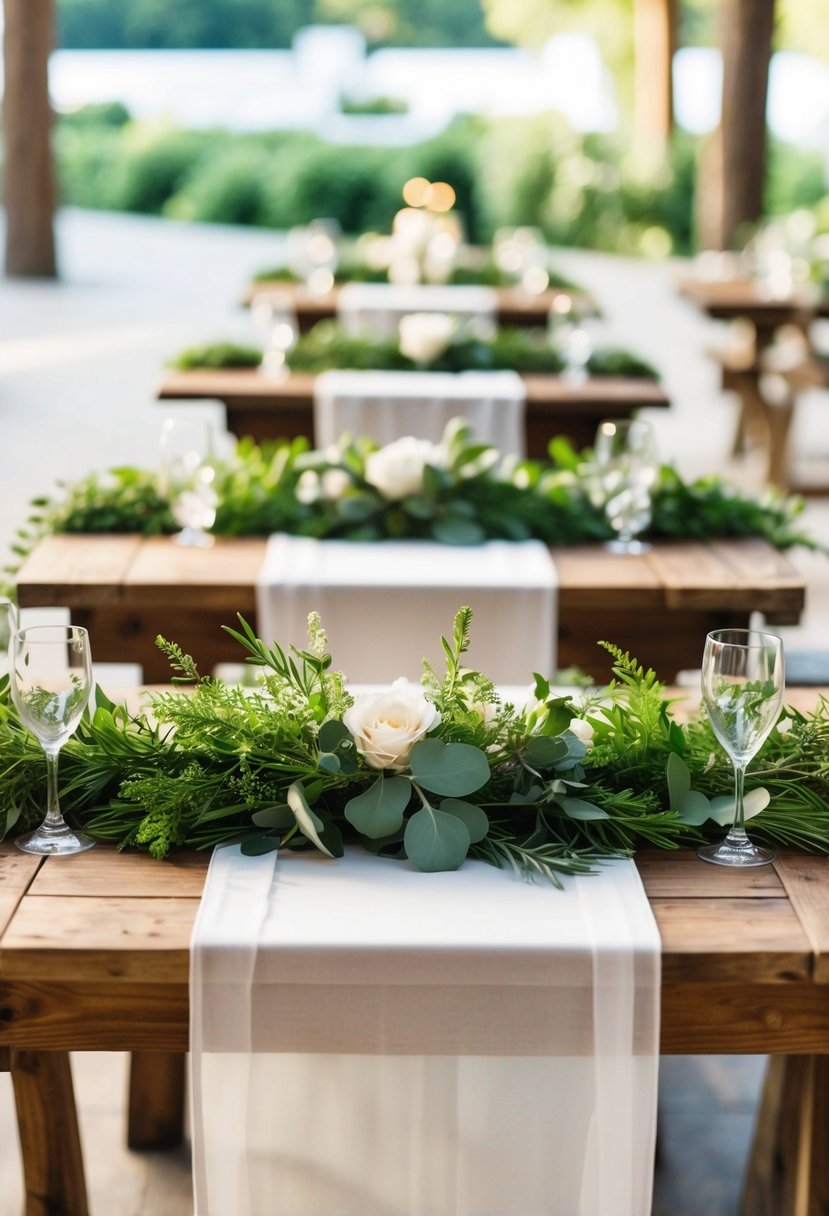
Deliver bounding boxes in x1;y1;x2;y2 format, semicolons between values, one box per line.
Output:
159;418;218;548
10;624;95;855
0;597;18;682
699;628;784;868
592;419;659;554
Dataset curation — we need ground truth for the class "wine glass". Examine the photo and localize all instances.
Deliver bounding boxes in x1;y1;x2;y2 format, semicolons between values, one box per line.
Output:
0;597;18;682
10;624;95;855
253;290;299;381
699;628;784;868
159;418;218;548
592;419;658;554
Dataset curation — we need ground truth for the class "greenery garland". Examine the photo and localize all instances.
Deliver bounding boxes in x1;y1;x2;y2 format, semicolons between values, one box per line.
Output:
170;323;658;379
0;612;827;881
6;426;818;594
251;259;582;292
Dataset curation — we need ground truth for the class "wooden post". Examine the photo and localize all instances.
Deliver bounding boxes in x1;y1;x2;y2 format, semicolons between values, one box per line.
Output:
3;0;58;277
127;1051;186;1150
633;0;678;148
717;0;776;249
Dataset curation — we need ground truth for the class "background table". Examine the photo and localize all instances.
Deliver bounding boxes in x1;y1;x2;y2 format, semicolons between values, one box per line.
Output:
243;281;596;332
156;368;670;456
1;842;828;1214
14;533;805;683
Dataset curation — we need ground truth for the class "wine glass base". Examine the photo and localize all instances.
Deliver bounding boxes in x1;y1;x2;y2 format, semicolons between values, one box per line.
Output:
697;840;775;868
173;528;215;549
604;538;652;556
15;824;96;856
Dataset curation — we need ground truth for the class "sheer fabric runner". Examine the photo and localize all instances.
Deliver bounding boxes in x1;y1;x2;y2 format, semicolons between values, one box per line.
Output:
336;282;498;341
313;369;526;456
190;846;661;1216
255;534;558;684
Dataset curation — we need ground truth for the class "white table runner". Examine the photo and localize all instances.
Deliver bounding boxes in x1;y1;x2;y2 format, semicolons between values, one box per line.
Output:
191;846;661;1216
313;369;526;457
337;282;498;340
255;534;557;684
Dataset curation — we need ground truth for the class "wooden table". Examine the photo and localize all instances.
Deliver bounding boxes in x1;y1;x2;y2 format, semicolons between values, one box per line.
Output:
14;534;805;683
243;281;595;332
2;843;828;1213
677;277;827;489
156;368;670;456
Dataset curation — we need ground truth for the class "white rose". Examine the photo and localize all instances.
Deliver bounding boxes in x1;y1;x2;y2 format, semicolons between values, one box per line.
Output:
296;470;321;504
399;312;456;364
364;436;443;500
343;678;441;770
568;718;594;748
320;468;350;499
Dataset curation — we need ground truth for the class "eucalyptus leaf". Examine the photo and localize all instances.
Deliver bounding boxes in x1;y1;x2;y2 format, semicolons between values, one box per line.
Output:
666;751;691;811
561;797;609;821
287;781;336;858
676;791;711;826
440;798;490;843
708;787;771;826
404;806;471;872
251;803;293;829
344;776;412;839
525;735;569;769
318;720;353;752
409;739;490;796
432;516;485;546
318;752;341;774
240;833;280;856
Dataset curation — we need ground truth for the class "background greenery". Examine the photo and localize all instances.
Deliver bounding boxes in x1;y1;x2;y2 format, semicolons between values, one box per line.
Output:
54;105;825;256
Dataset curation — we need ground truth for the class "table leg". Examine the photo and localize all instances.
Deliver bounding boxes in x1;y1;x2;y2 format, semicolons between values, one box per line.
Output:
741;1054;829;1216
127;1051;186;1150
1;1048;89;1216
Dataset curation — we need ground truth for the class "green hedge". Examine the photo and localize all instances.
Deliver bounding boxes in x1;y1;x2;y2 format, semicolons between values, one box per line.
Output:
54;104;828;257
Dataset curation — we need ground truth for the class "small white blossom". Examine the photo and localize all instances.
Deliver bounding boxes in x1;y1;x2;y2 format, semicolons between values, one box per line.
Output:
568;718;594;748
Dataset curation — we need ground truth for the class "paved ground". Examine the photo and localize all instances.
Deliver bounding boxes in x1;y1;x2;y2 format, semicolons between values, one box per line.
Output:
1;208;828;1213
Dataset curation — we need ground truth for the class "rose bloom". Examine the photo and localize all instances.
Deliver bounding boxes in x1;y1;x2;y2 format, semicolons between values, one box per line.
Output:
398;311;456;364
568;718;594;748
364;436;444;500
343;678;441;770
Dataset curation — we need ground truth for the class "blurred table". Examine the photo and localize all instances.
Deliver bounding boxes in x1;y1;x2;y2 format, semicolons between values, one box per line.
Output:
15;534;804;683
2;841;828;1214
156;368;669;456
243;281;595;332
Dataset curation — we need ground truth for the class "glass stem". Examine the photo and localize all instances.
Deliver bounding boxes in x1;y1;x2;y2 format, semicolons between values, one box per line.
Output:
44;747;65;828
727;762;748;845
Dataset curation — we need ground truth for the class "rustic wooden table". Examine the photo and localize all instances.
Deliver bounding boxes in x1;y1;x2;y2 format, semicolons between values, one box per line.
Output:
242;282;595;331
2;843;828;1214
156;368;670;456
14;533;805;683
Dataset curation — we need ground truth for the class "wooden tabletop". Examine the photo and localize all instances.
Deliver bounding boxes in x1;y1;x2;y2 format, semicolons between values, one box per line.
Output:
14;533;806;683
156;368;670;455
1;843;827;1056
242;281;596;330
677;276;827;334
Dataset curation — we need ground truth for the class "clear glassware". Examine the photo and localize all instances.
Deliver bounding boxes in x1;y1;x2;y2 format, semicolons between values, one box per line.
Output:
159;418;218;548
254;291;299;381
10;624;95;855
592;419;659;554
0;597;18;681
698;628;784;868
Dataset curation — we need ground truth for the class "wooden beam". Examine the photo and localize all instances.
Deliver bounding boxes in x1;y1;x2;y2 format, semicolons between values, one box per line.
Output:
3;0;58;277
633;0;678;147
717;0;776;249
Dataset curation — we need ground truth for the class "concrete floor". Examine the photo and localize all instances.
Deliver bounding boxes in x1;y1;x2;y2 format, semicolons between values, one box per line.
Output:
1;208;828;1213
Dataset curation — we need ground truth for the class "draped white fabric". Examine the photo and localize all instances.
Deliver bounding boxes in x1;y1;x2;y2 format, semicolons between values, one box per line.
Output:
190;846;661;1216
313;369;526;456
336;282;498;340
255;534;557;684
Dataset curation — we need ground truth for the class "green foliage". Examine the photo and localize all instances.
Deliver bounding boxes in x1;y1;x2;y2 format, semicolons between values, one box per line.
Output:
171;342;263;370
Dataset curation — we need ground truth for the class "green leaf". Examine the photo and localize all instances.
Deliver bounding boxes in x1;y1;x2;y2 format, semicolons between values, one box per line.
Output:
286;781;336;858
525;736;569;769
542;699;575;737
318;752;341;774
94;685;117;713
708;788;771;826
561;797;610;821
404;806;471;872
344;776;412;839
319;720;351;750
432;516;485;545
676;791;711;826
251;804;293;830
240;833;280;856
409;739;490;796
440;798;490;843
666;751;691;811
